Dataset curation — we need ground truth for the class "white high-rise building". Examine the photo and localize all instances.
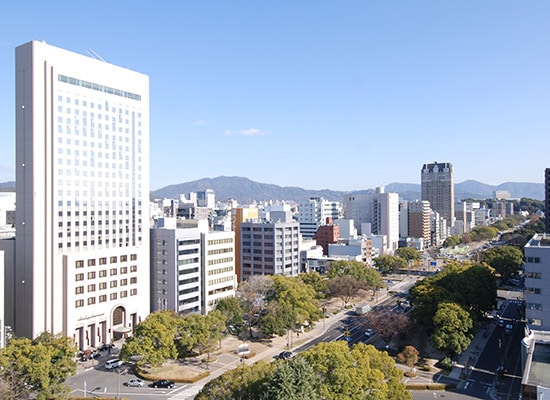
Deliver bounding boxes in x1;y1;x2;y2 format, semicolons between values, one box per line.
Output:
298;197;341;239
14;41;150;348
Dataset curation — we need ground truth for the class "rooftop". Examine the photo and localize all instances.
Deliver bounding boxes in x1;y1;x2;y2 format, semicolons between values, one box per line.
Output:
526;233;550;248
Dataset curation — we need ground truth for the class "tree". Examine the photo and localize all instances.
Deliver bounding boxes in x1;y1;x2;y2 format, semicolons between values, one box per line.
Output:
299;271;328;298
359;310;412;344
397;345;419;371
373;255;407;274
301;341;411;400
431;302;473;355
0;332;77;400
364;267;383;295
215;296;244;329
326;260;370;281
195;361;275;400
237;276;274;338
443;235;462;248
328;275;366;308
482;246;524;281
469;226;499;242
268;275;322;325
261;356;321;400
260;302;297;337
196;341;412;400
121;310;179;367
395;247;422;263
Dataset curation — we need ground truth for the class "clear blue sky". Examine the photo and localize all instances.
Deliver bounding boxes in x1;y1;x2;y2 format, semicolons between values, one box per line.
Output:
1;1;549;191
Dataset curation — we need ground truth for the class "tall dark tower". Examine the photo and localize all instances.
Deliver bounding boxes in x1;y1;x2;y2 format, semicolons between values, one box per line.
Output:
421;161;455;228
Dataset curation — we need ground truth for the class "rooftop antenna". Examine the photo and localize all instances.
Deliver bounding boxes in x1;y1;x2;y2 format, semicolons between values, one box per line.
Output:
86;48;106;62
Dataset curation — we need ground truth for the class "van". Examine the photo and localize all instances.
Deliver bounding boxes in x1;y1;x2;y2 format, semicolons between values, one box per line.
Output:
105;358;122;369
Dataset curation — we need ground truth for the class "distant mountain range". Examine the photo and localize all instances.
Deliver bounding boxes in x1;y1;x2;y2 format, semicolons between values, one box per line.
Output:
151;176;545;203
1;177;541;203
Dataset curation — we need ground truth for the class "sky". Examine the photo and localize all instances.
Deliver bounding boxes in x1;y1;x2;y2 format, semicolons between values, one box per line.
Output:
1;1;550;192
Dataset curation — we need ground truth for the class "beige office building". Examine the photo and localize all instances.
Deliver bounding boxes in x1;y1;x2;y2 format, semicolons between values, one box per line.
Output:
14;40;150;349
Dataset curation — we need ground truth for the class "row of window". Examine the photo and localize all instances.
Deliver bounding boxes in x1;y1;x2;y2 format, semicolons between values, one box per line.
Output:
208;257;234;266
75;289;137;307
207;238;234;245
525;287;541;295
208;276;234;286
525;271;542;279
207;266;234;276
75;254;136;268
58;75;142;101
75;277;138;293
208;247;233;255
526;256;541;263
75;270;138;281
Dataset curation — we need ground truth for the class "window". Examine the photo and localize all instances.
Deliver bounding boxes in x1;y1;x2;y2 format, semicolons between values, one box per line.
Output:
120;279;128;286
130;277;137;284
120;255;127;262
76;260;84;268
75;286;84;294
99;257;107;265
99;270;107;278
88;297;96;305
75;273;84;281
130;289;137;296
120;267;128;274
120;291;128;298
110;293;118;300
110;281;118;288
110;268;118;276
87;284;96;292
110;256;117;263
99;282;107;290
75;299;84;308
87;259;96;266
87;271;96;279
99;295;107;303
130;265;137;272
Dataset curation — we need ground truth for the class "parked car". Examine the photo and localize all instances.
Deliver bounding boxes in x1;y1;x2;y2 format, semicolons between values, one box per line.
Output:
152;379;175;389
505;323;513;335
105;358;123;370
365;328;374;337
277;351;295;360
126;378;144;387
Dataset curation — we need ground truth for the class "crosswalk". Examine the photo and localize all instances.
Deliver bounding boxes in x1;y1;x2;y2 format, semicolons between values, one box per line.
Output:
167;384;204;399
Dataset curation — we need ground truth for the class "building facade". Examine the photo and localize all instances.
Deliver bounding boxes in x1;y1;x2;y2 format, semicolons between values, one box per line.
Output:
240;219;300;280
421;161;455;229
408;200;432;245
524;234;550;331
150;219;202;315
298;197;341;239
14;41;150;348
201;230;237;313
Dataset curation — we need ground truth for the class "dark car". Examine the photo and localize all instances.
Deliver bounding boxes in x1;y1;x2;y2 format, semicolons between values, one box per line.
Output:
152;379;175;389
277;351;295;360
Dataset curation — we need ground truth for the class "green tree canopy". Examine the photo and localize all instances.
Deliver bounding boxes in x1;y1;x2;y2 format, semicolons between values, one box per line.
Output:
261;356;322;400
0;332;77;400
195;361;275;400
395;247;422;263
326;260;370;280
299;271;329;298
215;296;244;329
121;309;179;367
268;275;322;325
431;302;474;355
373;255;407;274
198;341;411;400
482;245;524;280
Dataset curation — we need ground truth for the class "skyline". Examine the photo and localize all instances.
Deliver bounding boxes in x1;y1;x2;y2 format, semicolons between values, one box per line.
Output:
1;1;550;191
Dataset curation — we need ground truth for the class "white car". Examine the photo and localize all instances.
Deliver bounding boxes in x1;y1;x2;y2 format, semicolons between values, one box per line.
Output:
127;378;144;387
365;329;374;337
